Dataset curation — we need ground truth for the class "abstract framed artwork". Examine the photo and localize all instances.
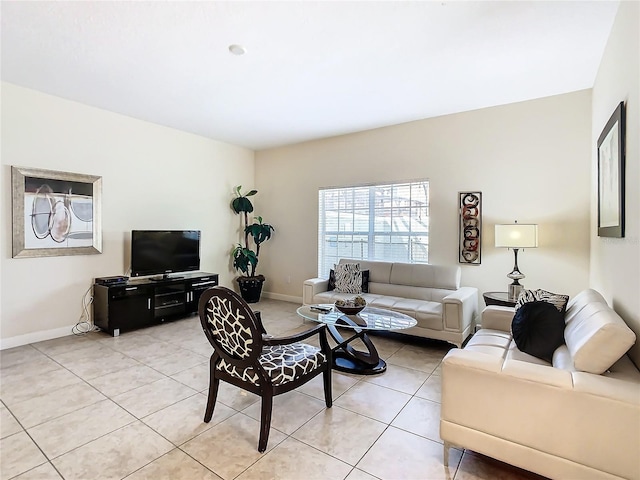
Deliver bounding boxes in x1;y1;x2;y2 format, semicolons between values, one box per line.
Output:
11;166;102;258
597;101;625;238
458;191;482;265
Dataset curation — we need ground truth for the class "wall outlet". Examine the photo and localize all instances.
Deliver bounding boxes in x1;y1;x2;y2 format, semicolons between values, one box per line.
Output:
286;275;291;284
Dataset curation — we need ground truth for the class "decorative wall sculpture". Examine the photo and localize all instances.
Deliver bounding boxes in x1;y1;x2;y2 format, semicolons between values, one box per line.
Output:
458;192;482;265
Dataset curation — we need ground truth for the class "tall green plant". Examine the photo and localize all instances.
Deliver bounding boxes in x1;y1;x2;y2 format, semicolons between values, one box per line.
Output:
231;186;274;277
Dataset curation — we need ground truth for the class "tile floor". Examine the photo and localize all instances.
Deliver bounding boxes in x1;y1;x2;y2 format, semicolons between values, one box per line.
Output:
0;298;548;480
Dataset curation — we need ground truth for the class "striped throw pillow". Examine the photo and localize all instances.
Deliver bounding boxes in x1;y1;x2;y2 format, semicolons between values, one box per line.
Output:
334;263;362;294
516;289;570;314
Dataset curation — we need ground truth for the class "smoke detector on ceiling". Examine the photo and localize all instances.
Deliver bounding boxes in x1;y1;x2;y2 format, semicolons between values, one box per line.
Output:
228;44;247;56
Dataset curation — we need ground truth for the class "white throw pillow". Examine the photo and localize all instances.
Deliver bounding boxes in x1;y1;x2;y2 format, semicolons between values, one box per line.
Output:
334;263;362;294
564;302;636;374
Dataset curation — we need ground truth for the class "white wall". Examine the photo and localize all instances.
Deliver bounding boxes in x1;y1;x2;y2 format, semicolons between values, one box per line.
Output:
255;91;592;310
2;65;611;349
1;83;254;348
590;1;640;366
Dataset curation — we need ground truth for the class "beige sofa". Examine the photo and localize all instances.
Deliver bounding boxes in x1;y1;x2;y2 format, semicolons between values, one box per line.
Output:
441;289;639;480
303;259;478;347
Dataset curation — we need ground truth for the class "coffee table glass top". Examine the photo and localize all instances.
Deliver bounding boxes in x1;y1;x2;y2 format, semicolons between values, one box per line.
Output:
297;304;417;331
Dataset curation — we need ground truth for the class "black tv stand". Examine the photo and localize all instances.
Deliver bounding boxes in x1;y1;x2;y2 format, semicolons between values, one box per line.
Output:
150;275;184;282
93;272;218;336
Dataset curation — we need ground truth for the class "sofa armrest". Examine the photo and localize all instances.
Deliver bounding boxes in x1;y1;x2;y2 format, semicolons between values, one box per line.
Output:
303;278;329;305
442;287;478;333
481;305;515;332
442;347;503;374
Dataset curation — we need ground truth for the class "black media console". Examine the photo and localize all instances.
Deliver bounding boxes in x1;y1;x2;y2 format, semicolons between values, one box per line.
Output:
93;272;218;336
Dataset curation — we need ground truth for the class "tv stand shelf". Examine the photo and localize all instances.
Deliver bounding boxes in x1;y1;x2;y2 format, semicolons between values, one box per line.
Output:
93;272;218;336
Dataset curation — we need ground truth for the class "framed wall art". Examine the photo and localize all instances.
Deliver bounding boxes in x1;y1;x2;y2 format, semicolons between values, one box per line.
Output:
458;191;481;265
11;166;102;258
597;102;625;238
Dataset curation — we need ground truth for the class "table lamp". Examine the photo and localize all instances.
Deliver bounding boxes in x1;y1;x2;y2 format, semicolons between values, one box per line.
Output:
495;222;538;301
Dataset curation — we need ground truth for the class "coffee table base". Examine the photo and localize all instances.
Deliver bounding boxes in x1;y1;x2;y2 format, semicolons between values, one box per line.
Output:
333;352;387;375
296;305;417;376
327;320;387;375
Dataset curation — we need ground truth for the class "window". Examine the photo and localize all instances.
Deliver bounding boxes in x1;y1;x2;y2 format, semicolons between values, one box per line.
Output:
318;180;429;277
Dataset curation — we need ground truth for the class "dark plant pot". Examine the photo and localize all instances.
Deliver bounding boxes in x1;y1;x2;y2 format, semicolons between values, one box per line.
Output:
237;275;265;303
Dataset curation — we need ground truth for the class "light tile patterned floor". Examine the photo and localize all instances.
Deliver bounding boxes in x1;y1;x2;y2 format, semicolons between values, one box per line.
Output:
0;298;548;480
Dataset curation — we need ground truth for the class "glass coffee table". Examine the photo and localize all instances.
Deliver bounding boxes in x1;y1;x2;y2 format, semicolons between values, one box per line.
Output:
296;304;417;375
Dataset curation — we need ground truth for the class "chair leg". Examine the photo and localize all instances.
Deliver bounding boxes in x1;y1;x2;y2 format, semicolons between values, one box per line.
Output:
204;373;220;423
258;393;273;453
322;367;333;408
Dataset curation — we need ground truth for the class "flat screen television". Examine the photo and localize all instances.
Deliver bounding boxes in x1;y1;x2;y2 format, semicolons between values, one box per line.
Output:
131;230;201;279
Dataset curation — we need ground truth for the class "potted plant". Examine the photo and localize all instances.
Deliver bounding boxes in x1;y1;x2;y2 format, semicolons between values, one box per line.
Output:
231;186;274;303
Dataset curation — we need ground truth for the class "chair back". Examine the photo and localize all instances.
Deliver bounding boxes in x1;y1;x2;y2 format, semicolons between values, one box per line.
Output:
199;286;263;367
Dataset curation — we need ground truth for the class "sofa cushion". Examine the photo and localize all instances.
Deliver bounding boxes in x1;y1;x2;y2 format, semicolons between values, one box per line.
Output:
339;259;392;284
464;330;511;357
367;295;406;309
314;292;383;305
389;263;460;290
387;299;440;330
515;289;570;313
564;302;636;374
511;301;565;362
506;340;551;365
334;263;362;293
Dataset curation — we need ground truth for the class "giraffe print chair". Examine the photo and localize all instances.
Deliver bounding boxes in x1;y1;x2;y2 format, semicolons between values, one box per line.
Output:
198;286;333;452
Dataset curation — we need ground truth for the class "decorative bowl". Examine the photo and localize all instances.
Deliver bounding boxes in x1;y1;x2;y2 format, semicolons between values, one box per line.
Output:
334;296;367;315
335;304;365;315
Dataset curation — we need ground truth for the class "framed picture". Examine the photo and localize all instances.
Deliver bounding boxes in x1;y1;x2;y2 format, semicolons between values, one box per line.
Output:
597;102;625;238
11;166;102;258
458;191;482;265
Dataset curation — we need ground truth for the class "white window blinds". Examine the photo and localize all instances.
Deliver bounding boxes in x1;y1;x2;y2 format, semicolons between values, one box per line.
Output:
318;180;429;277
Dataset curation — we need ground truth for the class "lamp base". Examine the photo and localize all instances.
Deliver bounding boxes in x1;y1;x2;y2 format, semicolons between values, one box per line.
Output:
508;282;523;302
506;248;525;302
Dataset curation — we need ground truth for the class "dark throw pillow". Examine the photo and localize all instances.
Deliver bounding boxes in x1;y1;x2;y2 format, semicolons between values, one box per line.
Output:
328;268;369;293
361;270;369;293
511;301;565;362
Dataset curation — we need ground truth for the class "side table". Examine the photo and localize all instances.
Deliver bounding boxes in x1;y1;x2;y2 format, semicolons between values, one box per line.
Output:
483;291;517;308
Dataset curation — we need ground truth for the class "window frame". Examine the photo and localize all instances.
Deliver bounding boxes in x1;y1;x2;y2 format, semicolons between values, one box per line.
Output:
318;180;429;277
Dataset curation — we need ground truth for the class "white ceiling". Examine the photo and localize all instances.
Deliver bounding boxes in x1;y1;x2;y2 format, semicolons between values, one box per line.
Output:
1;1;619;150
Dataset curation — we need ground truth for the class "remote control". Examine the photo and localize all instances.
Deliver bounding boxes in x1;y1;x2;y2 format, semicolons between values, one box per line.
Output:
310;306;332;313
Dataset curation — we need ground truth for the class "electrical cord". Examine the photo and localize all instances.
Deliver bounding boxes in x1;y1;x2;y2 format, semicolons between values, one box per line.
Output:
72;285;99;335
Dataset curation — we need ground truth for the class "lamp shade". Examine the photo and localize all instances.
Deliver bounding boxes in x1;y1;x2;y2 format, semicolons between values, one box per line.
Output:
495;224;538;248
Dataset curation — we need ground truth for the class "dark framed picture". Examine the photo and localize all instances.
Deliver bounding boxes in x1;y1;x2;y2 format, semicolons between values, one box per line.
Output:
11;166;102;258
458;191;481;265
597;102;625;238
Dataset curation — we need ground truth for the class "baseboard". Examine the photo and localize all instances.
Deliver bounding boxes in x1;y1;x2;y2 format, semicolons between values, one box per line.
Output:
0;324;76;350
0;293;299;350
261;291;302;304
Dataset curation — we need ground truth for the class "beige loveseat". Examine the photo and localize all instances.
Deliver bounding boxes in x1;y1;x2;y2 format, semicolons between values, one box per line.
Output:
303;259;478;347
441;289;639;480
